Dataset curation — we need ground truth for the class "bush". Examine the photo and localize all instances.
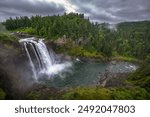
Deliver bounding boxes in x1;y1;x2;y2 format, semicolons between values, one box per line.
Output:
26;91;41;100
0;32;17;44
112;87;150;100
68;45;103;58
127;65;150;92
61;86;150;100
17;27;36;35
62;87;113;100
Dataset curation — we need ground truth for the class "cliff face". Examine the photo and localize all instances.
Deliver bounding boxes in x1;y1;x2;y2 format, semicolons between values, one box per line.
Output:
0;41;33;99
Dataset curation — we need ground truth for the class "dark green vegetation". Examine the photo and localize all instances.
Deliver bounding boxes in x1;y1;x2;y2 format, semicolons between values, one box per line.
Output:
0;88;6;99
0;32;18;45
0;13;150;99
128;64;150;93
3;13;150;60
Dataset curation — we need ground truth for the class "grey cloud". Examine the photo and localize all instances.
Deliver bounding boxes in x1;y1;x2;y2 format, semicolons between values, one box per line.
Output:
0;0;65;21
0;0;150;23
69;0;150;23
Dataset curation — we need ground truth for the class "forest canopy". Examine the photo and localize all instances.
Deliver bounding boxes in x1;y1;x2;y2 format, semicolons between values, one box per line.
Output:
3;13;150;60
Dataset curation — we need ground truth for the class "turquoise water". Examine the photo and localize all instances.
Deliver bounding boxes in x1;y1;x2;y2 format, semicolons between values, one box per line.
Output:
42;61;138;88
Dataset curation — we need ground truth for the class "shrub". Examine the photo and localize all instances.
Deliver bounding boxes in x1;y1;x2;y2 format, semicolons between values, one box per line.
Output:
62;87;113;100
0;32;17;44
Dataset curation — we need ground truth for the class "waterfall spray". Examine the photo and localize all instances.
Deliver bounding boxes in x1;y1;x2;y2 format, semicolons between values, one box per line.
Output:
19;37;72;81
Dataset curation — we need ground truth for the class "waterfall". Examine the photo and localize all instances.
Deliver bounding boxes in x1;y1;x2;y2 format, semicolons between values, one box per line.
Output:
19;37;72;80
36;39;54;70
24;42;38;80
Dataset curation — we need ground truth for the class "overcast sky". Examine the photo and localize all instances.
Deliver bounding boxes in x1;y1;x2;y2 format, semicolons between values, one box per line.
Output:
0;0;150;23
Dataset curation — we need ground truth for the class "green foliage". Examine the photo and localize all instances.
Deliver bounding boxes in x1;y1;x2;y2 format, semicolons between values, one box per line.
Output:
61;87;150;100
127;64;150;92
116;21;150;59
26;91;41;100
145;54;150;63
3;14;150;58
112;87;149;100
3;14;114;57
17;27;36;35
68;45;103;58
0;88;6;100
3;13;94;40
55;40;103;58
62;87;113;100
0;32;18;44
111;56;140;63
3;13;150;59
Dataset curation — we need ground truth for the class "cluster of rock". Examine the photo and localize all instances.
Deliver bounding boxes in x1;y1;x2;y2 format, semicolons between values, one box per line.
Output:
97;69;130;88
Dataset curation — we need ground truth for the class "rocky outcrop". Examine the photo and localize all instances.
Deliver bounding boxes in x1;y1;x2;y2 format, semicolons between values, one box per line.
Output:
0;43;33;99
11;32;32;38
97;70;130;88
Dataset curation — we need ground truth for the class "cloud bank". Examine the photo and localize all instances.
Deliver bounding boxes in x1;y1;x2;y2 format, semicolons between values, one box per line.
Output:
69;0;150;23
0;0;65;21
0;0;150;23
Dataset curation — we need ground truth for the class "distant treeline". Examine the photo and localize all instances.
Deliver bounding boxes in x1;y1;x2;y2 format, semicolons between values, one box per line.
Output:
3;13;150;59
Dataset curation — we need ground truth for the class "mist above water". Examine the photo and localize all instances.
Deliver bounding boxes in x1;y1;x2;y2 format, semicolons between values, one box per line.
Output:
19;37;72;81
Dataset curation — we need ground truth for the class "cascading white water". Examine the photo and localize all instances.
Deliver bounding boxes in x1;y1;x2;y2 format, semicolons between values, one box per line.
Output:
23;42;38;80
30;43;42;70
36;39;54;70
19;37;72;80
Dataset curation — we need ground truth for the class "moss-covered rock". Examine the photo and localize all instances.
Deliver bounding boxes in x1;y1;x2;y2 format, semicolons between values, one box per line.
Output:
0;88;6;100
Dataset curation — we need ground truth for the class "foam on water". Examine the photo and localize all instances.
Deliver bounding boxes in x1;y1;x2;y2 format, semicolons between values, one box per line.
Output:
19;37;72;80
40;62;72;76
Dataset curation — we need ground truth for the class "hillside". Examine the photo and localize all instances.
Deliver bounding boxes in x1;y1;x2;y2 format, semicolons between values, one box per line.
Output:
3;13;150;60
